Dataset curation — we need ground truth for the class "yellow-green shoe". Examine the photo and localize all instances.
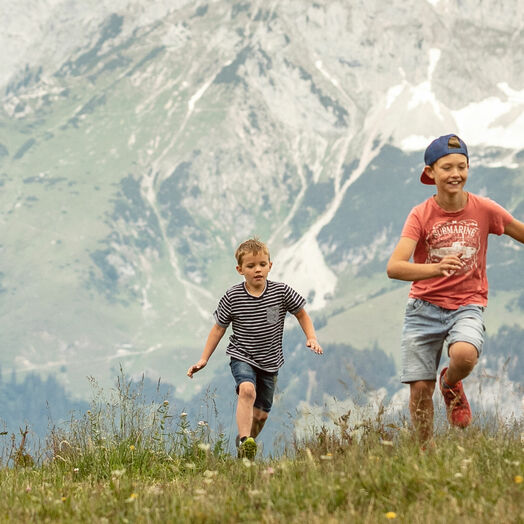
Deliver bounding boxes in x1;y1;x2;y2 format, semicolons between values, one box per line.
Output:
238;437;257;460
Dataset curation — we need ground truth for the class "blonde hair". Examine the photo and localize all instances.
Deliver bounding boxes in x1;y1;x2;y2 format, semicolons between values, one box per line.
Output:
235;238;270;266
448;136;462;149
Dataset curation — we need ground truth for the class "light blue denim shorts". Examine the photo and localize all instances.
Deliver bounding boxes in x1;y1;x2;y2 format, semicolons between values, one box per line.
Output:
400;298;485;383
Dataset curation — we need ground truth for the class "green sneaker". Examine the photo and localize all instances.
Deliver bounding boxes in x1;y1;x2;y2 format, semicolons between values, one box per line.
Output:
238;437;257;460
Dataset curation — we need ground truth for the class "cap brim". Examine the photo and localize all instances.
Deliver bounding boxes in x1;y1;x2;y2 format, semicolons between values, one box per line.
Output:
420;170;435;185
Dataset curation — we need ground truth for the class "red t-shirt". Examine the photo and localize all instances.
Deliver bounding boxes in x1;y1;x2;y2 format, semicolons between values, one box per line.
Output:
401;193;513;309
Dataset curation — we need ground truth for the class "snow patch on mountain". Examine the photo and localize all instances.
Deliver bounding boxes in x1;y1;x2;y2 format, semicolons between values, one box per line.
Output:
451;83;524;151
273;237;336;310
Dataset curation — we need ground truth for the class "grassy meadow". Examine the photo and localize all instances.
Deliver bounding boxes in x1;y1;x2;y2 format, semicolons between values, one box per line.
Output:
0;374;522;523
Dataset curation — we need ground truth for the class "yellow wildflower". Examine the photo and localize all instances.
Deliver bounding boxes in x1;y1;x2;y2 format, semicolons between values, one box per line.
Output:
385;512;397;519
515;475;523;484
125;493;138;503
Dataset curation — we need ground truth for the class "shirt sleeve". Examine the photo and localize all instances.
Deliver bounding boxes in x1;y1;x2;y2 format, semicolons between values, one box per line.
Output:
486;198;514;235
400;207;423;241
213;292;232;328
283;284;307;314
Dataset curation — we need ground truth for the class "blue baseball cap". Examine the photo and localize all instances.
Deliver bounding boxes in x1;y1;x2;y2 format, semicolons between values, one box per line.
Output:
421;134;469;184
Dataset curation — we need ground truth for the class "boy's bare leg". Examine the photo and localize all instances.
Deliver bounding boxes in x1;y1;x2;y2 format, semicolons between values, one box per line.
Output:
251;407;269;438
409;380;436;442
445;342;478;385
236;382;256;438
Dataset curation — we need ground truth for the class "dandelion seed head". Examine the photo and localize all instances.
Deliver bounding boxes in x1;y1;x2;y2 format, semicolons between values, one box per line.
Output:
147;485;163;495
461;458;472;470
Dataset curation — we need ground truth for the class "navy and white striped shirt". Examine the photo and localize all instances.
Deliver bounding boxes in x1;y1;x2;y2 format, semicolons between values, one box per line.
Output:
213;280;306;372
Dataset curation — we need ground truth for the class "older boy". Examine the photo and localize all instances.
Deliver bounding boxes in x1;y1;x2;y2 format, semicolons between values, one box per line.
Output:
387;134;524;442
187;238;323;459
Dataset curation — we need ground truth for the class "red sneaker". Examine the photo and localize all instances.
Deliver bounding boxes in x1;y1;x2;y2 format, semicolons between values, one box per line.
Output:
439;367;471;428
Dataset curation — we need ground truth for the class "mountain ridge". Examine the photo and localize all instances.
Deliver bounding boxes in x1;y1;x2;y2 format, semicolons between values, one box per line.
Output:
0;0;523;406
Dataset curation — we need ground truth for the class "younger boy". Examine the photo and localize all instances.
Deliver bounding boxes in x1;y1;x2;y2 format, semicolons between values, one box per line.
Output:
387;134;524;442
187;238;323;459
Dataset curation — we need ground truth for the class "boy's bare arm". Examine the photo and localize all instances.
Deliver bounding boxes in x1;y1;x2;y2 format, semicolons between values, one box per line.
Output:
187;324;227;378
294;308;323;354
387;236;465;281
504;218;524;244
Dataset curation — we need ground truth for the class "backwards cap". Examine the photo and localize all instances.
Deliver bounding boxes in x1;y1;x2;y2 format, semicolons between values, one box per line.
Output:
420;134;469;185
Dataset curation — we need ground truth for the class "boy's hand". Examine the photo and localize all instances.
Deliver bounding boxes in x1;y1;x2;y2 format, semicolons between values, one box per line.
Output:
187;359;207;378
306;338;323;355
437;254;465;277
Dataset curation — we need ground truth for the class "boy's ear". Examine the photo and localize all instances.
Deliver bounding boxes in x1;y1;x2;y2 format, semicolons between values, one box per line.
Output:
236;265;243;275
423;165;435;182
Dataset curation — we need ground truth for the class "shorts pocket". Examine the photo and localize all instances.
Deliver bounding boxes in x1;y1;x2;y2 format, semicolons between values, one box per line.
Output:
405;298;425;314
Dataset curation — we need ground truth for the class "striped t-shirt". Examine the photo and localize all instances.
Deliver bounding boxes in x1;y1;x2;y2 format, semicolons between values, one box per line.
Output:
213;280;306;372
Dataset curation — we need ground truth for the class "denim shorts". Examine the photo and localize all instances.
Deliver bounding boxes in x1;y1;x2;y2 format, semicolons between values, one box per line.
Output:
400;298;485;383
229;358;278;413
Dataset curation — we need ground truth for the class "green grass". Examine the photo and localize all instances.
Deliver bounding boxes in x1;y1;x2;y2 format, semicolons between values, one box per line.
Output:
0;372;522;523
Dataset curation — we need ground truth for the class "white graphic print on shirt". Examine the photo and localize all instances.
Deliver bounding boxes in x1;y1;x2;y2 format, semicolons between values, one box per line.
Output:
425;219;480;275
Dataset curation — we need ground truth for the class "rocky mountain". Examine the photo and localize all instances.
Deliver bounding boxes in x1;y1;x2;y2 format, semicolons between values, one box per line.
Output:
0;0;523;423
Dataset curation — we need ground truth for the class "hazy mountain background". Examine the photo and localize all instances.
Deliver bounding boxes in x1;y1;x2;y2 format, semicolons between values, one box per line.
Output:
1;0;523;451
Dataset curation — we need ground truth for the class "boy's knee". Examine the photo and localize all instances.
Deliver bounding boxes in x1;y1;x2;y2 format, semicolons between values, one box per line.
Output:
238;382;256;401
449;342;478;368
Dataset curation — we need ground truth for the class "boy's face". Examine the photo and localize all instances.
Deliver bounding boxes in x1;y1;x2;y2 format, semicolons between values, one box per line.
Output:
236;251;272;291
423;153;469;193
